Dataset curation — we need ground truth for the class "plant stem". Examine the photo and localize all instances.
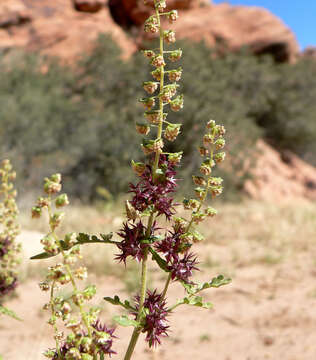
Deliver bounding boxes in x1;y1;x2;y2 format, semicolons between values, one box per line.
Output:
124;3;165;359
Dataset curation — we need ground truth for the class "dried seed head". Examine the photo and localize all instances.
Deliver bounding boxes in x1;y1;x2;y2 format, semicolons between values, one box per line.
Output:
131;160;146;176
168;151;183;165
142;50;156;59
168;10;178;23
139;97;155;110
192;175;206;186
164;124;181;142
143;81;159;94
214;152;226;164
198;146;209;156
136;123;151;135
151;55;166;67
205;206;217;217
169;49;182;62
144;110;161;125
163;30;176;44
170;95;184;112
151;68;162;81
168;68;182;82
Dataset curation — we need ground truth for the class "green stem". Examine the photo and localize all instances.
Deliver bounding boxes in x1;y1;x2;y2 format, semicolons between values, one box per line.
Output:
124;3;165;359
50;281;62;359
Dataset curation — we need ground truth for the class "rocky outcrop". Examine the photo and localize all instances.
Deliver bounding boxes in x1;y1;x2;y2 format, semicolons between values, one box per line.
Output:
244;140;316;201
0;1;31;29
108;0;210;27
0;0;135;60
109;1;299;63
73;0;106;13
301;46;316;60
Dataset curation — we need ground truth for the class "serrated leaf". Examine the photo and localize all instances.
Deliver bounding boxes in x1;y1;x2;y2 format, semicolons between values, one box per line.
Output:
104;296;135;311
174;296;213;310
0;305;22;320
149;248;169;272
113;315;139;328
31;232;115;260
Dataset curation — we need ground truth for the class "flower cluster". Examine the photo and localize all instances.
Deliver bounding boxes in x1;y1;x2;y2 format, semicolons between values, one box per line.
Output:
129;155;178;220
32;174;116;359
133;290;169;347
0;159;21;302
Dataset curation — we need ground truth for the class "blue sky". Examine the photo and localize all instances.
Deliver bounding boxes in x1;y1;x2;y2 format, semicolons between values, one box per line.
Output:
212;0;315;49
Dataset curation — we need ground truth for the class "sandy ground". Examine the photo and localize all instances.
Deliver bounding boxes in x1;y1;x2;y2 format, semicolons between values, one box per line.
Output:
2;206;316;360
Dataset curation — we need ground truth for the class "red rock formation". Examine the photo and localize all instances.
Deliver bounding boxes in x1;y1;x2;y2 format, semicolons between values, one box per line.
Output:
73;0;106;13
170;4;299;62
0;0;135;61
0;1;31;28
244;140;316;201
108;0;299;63
108;0;209;27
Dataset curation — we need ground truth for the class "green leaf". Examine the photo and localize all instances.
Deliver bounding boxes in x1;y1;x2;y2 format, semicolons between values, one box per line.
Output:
113;315;139;328
149;248;169;272
104;295;135;311
0;305;22;320
180;275;231;295
182;296;213;309
31;232;115;260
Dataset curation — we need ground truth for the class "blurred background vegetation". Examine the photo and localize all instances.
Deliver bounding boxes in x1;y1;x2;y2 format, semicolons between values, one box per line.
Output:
1;34;316;202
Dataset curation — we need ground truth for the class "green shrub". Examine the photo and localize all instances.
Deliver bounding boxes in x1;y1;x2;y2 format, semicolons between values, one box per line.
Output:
0;35;315;201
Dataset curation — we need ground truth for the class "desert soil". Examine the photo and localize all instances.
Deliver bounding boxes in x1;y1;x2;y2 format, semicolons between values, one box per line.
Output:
1;203;316;360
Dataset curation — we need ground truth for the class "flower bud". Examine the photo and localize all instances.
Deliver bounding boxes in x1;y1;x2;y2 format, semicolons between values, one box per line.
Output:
142;50;155;59
81;354;93;360
192;211;206;224
83;284;96;300
214;125;226;136
151;55;165;67
164;123;181;141
168;67;182;82
32;206;42;218
169;49;182;62
64;232;77;247
163;30;176;44
189;199;200;209
200;164;211;176
168;152;183;165
215;137;225;150
203;134;213;146
208;177;223;186
205;206;217;217
206;120;216;129
50;173;61;184
143;81;159;94
198;146;208;156
210;186;223;197
65;347;81;360
39;281;50;291
168;10;178;23
74;266;88;280
50;212;64;229
37;196;49;208
131;160;146;176
192;176;206;186
194;187;206;200
173;217;187;233
136;123;150;135
170;95;184;112
214;152;226;164
139;97;155;110
44;179;62;194
191;230;205;243
125;200;139;221
151;68;162;81
144;110;161;125
156;0;166;12
55;193;69;208
61;302;72;315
